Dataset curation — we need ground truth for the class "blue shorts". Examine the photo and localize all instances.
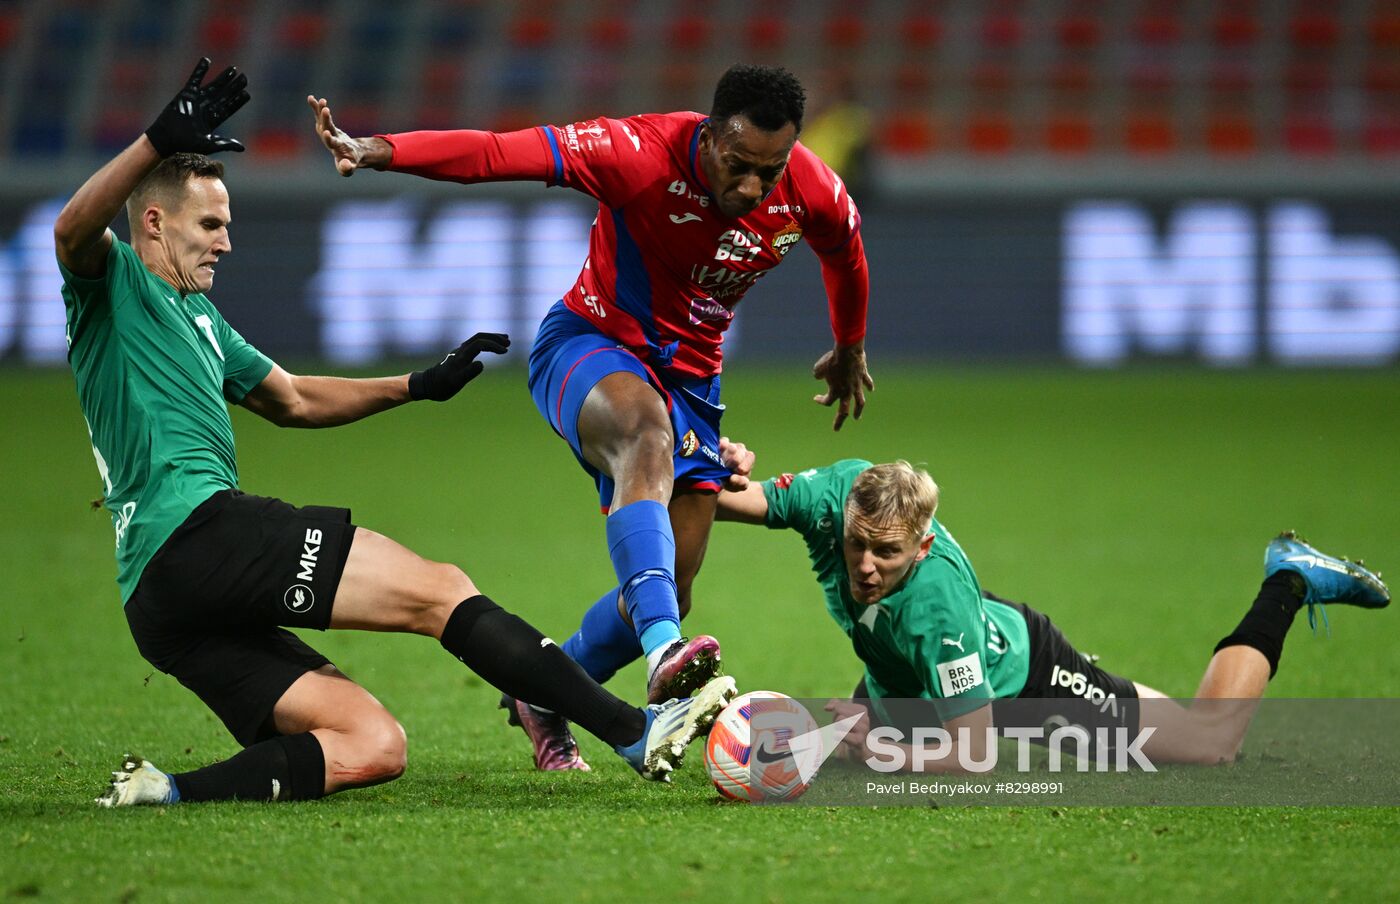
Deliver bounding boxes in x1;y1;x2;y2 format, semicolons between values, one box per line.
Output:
528;301;731;511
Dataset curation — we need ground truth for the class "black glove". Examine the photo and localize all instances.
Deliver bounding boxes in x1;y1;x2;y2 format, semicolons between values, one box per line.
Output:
409;333;511;401
145;58;250;157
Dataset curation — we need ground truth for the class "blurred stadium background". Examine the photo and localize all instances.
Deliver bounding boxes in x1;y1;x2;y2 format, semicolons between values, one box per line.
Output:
4;6;1400;898
0;0;1398;370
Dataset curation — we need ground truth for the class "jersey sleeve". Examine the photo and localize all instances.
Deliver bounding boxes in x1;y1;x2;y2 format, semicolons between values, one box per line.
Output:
383;115;659;208
382;127;559;185
762;459;872;536
790;145;868;345
540;115;660;206
57;235;141;315
793;143;862;255
898;587;995;719
208;309;273;403
761;468;824;535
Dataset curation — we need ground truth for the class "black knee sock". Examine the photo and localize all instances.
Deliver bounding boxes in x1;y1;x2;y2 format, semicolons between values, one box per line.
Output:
1214;572;1305;678
172;732;325;802
440;595;646;748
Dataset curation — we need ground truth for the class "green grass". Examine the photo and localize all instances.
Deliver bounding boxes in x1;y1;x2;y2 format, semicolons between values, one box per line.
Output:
2;364;1399;902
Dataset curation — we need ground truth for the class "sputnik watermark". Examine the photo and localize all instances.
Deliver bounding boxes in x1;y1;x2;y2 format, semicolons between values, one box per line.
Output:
794;724;1157;775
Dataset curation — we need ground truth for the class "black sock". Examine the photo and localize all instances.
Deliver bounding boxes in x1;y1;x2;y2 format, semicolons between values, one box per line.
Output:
1213;572;1305;677
172;732;325;802
440;595;646;748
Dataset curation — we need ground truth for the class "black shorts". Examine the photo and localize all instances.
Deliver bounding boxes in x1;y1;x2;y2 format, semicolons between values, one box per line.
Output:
124;489;357;746
853;592;1139;742
992;592;1139;739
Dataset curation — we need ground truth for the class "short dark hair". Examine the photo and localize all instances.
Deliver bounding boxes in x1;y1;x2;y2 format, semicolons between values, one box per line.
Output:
710;64;806;134
126;153;225;225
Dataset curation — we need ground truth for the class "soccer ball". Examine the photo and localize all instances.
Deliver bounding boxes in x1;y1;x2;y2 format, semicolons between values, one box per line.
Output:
704;691;820;802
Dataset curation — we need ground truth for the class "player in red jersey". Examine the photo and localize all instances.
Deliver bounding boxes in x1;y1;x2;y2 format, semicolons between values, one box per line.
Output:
310;65;872;770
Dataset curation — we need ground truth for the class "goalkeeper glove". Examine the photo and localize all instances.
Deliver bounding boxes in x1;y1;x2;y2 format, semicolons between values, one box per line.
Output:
145;57;250;157
409;333;511;401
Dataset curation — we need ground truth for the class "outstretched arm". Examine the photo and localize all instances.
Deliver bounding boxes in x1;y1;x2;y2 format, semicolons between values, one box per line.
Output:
308;95;558;184
241;333;509;428
55;58;248;278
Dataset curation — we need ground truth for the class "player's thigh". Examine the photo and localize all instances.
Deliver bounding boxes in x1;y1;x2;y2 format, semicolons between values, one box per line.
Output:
529;320;671;477
670;489;719;611
577;370;673;474
329;527;476;635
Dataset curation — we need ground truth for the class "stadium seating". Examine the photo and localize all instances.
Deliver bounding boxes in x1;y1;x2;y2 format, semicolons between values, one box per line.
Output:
3;0;1397;164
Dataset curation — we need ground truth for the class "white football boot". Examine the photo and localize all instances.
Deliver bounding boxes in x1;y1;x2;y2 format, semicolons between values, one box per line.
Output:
95;754;174;807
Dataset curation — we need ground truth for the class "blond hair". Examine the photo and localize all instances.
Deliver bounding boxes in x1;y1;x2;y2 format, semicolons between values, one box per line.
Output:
846;461;940;539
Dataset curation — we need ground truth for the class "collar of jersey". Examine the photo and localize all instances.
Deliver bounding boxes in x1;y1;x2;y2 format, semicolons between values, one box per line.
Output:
150;270;190;301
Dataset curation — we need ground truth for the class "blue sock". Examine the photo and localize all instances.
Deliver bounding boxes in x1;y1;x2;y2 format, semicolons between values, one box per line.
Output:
165;773;181;803
562;587;643;683
606;499;681;656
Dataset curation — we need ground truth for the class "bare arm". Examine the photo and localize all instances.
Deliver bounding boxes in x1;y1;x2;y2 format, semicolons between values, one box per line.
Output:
53;137;160;278
240;365;411;428
240;332;510;428
716;482;769;524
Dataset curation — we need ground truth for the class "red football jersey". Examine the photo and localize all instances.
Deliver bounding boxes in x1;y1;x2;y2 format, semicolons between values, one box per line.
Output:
383;112;867;378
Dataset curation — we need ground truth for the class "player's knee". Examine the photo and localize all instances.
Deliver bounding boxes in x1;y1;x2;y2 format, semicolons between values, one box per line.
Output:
355;716;409;784
376;719;409;781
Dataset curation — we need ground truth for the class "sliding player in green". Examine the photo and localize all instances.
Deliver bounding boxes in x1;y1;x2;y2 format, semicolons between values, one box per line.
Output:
715;449;1389;769
62;60;733;806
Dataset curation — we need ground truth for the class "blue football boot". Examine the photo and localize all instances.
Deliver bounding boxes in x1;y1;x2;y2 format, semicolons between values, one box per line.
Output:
1265;531;1390;633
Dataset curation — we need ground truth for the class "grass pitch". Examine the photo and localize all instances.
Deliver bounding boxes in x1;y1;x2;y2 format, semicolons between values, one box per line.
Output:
2;364;1399;902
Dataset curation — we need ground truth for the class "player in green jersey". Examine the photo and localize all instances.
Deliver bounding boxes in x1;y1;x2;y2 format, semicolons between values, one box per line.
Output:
61;60;736;807
714;446;1390;771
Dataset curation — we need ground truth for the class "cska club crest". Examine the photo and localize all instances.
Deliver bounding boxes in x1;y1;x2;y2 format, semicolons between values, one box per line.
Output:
771;222;803;258
679;429;700;457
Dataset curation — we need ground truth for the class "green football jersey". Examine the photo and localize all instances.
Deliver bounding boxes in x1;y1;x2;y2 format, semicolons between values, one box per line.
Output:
762;459;1030;720
59;236;273;602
